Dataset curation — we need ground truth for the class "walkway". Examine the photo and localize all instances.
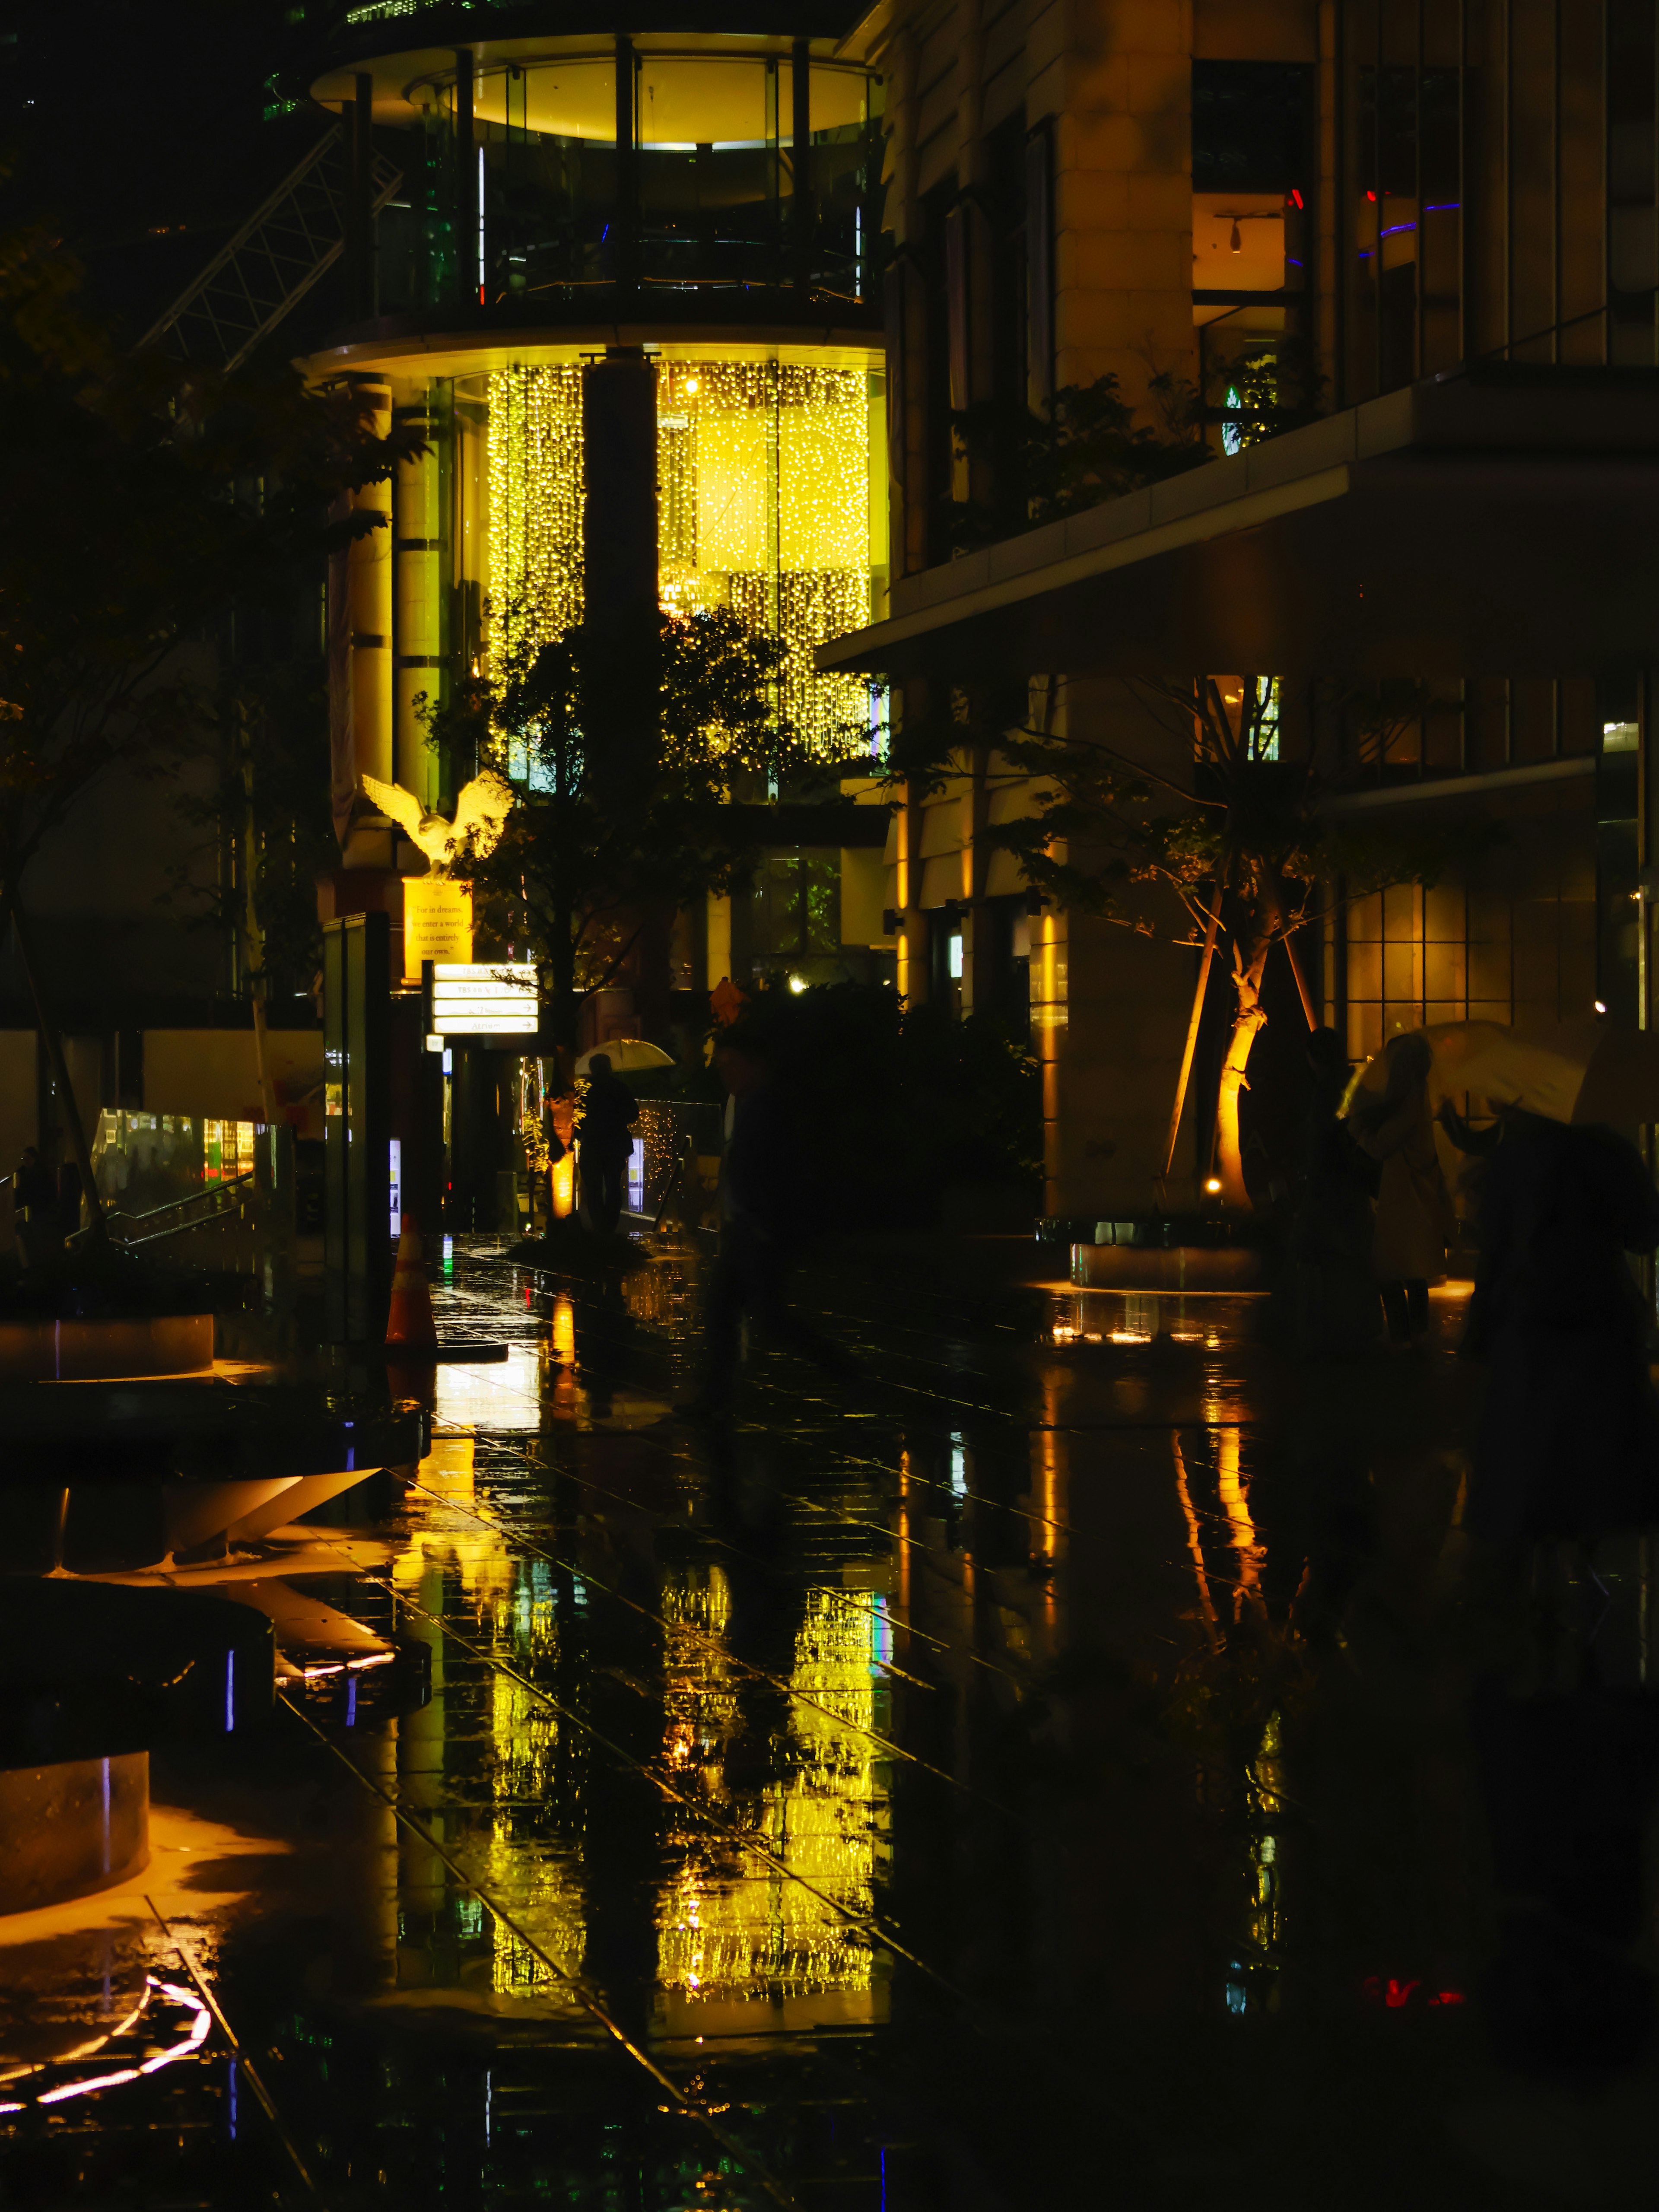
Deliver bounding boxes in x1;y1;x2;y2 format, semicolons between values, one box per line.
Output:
3;1234;1652;2209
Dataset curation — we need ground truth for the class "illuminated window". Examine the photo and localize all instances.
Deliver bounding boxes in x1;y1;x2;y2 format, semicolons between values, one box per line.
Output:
1222;384;1243;456
1251;676;1279;761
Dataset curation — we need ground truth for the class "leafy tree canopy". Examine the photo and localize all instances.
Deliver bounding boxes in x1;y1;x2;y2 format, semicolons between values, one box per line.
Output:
433;609;865;1047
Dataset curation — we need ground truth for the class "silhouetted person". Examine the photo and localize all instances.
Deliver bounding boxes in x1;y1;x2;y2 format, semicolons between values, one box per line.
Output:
1284;1026;1379;1358
1465;1115;1659;1547
13;1146;58;1271
1350;1032;1452;1348
686;1030;849;1416
578;1053;637;1236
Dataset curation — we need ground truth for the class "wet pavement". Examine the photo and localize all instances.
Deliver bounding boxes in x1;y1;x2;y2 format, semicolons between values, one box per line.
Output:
3;1234;1657;2208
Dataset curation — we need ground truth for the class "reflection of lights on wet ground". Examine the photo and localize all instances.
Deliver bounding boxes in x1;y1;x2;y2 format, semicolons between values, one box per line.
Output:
434;1345;545;1428
552;1296;575;1363
0;1977;211;2111
300;1650;395;1680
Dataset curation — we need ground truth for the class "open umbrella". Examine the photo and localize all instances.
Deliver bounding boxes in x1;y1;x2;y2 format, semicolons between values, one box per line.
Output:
575;1040;676;1076
1357;1019;1659;1126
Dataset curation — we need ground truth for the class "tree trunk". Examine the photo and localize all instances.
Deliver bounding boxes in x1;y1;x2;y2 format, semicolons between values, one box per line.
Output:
549;914;579;1054
1214;937;1271;1210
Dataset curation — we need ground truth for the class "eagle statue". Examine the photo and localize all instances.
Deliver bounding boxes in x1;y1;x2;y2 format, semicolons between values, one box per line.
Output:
359;771;515;875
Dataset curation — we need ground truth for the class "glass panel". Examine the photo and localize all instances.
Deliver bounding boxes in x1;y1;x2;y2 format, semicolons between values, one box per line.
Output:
472;353;879;765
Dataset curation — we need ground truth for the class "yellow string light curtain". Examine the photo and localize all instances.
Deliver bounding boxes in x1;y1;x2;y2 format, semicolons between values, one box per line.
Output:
655;358;874;756
486;365;584;667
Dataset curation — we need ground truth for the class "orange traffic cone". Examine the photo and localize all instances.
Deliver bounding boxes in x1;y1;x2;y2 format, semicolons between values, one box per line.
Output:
386;1222;439;1356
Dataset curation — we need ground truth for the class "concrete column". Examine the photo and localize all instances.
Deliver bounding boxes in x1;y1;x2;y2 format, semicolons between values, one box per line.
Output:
393;382;441;807
1033;0;1196;415
581;347;658;818
348;380;394;791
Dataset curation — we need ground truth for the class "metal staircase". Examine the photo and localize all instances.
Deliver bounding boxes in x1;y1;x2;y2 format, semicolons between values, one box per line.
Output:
138;124;403;369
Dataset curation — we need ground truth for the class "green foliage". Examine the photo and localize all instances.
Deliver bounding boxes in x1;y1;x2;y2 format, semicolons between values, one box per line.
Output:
949;371;1212;553
0;190;418;933
433;610;864;1043
722;980;1042;1226
162;659;336;1000
985;677;1477;953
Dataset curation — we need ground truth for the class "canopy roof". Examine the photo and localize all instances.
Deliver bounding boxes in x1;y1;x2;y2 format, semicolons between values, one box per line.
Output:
820;369;1659;683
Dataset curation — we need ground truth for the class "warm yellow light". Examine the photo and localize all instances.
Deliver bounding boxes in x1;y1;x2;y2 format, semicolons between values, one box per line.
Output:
788;974;807;994
1205;1176;1223;1193
487;365;584;671
551;1151;575;1219
482;356;876;762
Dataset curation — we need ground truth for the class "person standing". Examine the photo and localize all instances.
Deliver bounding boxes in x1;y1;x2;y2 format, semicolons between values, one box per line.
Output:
1284;1027;1380;1357
685;1027;849;1416
1350;1032;1452;1348
577;1053;638;1236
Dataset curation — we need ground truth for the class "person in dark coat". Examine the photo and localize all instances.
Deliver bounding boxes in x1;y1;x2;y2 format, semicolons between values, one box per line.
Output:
1350;1032;1453;1347
1465;1113;1659;1546
577;1054;638;1236
686;1030;851;1416
13;1146;59;1271
1284;1027;1380;1357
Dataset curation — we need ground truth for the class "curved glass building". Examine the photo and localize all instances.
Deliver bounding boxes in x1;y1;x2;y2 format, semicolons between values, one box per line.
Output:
307;6;890;853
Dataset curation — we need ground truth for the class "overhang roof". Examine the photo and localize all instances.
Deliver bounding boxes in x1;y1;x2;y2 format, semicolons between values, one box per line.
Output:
820;369;1659;682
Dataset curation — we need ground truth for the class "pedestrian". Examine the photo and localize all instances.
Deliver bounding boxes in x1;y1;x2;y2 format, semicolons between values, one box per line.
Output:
1349;1032;1452;1348
577;1052;638;1236
684;1025;850;1416
1464;1112;1659;1547
1284;1026;1379;1357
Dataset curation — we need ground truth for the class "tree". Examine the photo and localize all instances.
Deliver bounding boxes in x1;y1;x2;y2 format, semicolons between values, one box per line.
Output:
428;608;863;1050
980;675;1466;1208
161;654;336;1112
949;370;1212;554
0;194;417;1209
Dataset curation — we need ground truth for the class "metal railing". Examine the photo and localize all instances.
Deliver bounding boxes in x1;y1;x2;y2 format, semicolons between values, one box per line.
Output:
69;1173;258;1251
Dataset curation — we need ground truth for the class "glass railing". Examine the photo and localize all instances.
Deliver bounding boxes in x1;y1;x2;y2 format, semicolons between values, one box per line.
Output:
374;54;884;318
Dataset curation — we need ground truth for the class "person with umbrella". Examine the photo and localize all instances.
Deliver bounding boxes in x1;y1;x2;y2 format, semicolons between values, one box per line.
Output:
1348;1031;1454;1349
577;1052;639;1237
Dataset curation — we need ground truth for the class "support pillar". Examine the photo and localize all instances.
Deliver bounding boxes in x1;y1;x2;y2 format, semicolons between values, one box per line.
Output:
347;379;394;795
393;385;441;806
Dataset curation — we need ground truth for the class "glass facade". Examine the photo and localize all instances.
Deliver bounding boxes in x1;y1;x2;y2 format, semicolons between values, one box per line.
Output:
438;346;885;761
378;52;884;315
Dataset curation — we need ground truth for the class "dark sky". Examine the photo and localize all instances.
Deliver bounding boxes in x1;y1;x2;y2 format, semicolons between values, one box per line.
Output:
3;0;330;337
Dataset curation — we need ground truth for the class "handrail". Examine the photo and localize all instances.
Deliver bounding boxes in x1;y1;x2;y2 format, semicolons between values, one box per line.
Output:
66;1171;257;1248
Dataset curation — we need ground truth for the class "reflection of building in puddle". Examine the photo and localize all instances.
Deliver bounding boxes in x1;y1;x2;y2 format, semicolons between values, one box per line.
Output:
432;1345;547;1430
1227;1709;1286;2018
656;1570;887;2034
620;1258;697;1333
388;1434;587;2009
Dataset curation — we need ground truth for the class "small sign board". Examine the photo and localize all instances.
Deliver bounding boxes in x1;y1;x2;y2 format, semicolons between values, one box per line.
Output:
403;877;474;983
429;962;540;1037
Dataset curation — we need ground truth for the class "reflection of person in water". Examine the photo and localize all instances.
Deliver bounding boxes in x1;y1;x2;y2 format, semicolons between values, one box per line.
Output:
1465;1114;1659;1548
1462;1114;1659;2091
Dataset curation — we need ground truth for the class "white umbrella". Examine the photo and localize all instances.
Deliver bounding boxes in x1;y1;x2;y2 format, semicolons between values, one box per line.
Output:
575;1040;676;1075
